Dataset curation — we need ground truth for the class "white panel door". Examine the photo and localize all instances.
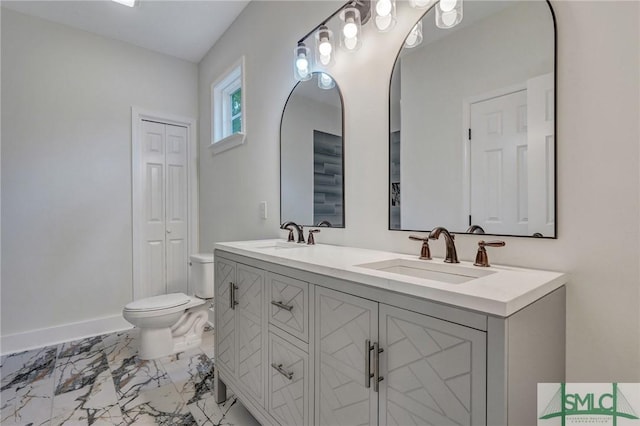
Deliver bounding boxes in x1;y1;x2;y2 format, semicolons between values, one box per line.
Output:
527;73;555;237
165;124;188;294
140;120;188;298
470;90;528;235
315;286;378;426
379;304;486;426
141;120;167;297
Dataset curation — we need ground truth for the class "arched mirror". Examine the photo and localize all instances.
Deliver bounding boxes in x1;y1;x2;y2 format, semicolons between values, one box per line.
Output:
281;72;344;228
390;1;556;237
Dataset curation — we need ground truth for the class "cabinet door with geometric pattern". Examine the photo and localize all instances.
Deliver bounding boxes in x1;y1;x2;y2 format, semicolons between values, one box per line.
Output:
315;286;378;426
215;258;237;376
379;304;487;426
236;263;266;406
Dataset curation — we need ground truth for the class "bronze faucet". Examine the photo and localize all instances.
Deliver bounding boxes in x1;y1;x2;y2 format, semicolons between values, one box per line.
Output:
280;221;305;243
466;225;485;234
429;227;459;263
316;220;332;227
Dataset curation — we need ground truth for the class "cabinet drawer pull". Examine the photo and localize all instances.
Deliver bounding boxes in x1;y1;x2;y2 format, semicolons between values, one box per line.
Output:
271;300;294;311
271;363;294;380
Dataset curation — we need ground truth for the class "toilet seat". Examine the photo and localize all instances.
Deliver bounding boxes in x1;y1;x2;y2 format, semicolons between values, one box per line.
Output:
124;293;191;312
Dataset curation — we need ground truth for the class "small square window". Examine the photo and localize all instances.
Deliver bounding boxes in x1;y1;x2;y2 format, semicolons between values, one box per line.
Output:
210;57;246;154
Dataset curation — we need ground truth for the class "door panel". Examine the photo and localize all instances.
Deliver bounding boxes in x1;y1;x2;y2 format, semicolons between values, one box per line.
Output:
215;259;236;375
165;124;188;295
470;90;528;235
237;264;266;405
139;121;189;298
379;304;486;426
315;286;378;426
527;73;555;236
141;121;166;297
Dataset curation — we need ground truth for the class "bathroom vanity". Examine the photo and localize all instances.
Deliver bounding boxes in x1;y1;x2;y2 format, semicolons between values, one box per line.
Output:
213;240;566;426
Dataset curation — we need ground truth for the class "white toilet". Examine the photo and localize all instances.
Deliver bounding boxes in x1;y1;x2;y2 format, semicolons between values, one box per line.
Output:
123;253;214;360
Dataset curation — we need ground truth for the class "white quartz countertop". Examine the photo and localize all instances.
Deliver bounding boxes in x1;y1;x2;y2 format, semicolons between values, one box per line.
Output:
214;239;567;317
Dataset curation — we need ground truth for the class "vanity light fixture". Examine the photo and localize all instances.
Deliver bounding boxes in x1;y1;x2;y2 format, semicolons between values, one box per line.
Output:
112;0;136;7
404;21;423;48
315;25;335;67
436;0;463;29
318;73;336;90
293;42;312;81
339;7;362;51
409;0;430;8
374;0;396;32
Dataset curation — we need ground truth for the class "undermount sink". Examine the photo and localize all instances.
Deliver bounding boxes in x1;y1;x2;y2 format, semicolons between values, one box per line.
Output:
356;258;496;284
254;241;308;250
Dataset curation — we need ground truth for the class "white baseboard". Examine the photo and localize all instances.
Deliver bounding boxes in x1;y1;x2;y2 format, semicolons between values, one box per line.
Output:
1;315;133;356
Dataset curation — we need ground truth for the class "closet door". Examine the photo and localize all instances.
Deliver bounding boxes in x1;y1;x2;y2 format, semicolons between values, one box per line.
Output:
140;120;188;298
164;124;188;294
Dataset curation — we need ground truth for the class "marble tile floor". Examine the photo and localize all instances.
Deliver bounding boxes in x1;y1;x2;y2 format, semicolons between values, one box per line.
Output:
0;327;260;426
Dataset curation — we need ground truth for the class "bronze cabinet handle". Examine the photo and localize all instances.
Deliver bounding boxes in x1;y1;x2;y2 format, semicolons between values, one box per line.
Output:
271;363;293;380
271;300;293;311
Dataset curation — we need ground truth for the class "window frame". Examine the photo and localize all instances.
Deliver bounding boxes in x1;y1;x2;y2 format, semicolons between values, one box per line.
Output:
210;56;246;154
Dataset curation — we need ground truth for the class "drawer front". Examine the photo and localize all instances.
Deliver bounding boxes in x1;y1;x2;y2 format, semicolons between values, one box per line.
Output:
268;332;310;426
268;273;309;342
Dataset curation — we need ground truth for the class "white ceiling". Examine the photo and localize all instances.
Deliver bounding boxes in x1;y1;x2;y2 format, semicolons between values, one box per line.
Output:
1;0;251;63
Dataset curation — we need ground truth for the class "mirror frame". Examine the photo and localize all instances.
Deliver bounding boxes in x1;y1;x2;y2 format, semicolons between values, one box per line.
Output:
280;72;346;228
388;0;558;239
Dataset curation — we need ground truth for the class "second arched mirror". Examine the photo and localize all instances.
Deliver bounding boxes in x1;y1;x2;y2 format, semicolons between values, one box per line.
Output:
281;72;344;228
390;0;556;238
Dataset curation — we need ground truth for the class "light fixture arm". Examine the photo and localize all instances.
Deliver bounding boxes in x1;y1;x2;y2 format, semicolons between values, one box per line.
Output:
297;0;371;45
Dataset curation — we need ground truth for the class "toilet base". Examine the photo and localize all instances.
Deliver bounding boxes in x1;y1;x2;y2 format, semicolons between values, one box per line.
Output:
136;306;209;360
139;327;174;360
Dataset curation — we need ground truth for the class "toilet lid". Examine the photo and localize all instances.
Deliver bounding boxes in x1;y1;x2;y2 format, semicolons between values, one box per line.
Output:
124;293;191;312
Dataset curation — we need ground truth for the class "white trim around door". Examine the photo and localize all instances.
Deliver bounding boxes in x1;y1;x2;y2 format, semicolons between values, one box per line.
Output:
131;107;198;301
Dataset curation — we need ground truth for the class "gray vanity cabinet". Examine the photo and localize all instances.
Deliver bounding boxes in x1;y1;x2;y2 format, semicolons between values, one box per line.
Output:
214;258;267;407
315;286;486;426
214;249;565;426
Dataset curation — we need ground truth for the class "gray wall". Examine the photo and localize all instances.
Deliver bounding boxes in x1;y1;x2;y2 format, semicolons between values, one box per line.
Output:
1;9;198;335
198;0;639;381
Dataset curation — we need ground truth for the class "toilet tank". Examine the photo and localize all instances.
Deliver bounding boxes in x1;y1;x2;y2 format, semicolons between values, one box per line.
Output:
189;253;214;299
